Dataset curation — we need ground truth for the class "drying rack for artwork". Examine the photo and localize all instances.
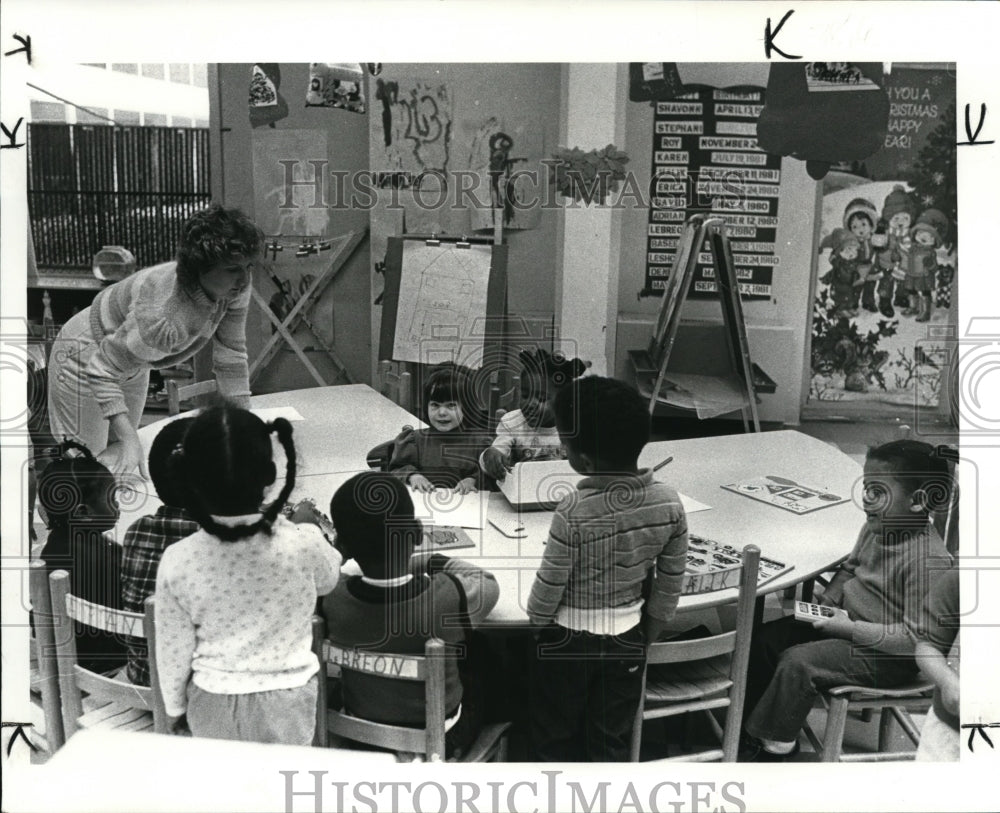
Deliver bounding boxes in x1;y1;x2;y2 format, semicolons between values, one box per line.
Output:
627;214;776;433
248;228;368;388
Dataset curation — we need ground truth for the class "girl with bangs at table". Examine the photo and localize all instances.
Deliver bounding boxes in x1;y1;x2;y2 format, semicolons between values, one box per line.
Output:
389;364;492;494
154;404;342;745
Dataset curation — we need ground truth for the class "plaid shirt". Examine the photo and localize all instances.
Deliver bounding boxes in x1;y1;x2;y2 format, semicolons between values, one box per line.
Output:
121;505;199;686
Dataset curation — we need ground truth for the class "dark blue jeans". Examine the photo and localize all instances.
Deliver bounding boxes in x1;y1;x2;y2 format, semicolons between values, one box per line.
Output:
528;623;646;761
744;616;918;743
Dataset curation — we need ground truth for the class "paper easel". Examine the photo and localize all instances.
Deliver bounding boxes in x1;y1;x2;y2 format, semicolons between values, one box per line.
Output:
379;234;508;367
377;234;508;419
628;215;774;432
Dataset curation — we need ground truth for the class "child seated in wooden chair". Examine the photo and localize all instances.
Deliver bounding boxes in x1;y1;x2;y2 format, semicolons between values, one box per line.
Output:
740;440;954;761
389;365;492;494
36;440;127;674
321;472;500;759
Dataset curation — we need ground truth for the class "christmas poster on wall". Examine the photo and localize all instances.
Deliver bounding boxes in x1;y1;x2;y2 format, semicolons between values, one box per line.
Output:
808;66;956;408
643;86;780;300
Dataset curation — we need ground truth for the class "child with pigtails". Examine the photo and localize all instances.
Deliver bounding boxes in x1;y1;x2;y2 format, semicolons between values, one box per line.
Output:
154;405;342;745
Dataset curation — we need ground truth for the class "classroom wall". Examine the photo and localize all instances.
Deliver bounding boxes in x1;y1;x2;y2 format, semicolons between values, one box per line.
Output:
211;63;372;388
367;63;563;349
615;65;819;425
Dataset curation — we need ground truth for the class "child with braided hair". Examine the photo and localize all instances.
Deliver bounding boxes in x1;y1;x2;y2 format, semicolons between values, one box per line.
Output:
154;404;341;744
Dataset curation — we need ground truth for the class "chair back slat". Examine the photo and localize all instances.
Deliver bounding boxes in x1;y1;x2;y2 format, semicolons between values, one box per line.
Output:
166;378;219;415
324;642;426;681
73;667;153;709
30;561;66;751
645;630;736;665
64;594;145;637
327;710;427;753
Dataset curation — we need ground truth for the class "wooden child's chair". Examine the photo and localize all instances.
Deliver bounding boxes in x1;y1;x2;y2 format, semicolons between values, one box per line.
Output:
800;435;958;761
49;570;167;740
631;545;760;762
378;361;414;414
313;618;510;762
29;561;66;753
166;378;219;415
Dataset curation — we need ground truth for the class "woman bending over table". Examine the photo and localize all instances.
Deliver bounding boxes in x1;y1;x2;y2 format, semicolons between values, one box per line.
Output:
47;204;264;476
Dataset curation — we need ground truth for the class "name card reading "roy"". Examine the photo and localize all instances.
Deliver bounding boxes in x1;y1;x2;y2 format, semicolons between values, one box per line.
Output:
325;643;422;680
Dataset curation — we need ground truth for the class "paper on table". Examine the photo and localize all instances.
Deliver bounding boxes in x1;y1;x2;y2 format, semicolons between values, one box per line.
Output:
408;487;488;529
250;406;305;422
498;460;583;510
679;493;711;514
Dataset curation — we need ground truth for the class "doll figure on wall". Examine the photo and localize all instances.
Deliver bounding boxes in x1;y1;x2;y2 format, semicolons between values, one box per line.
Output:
906;208;949;323
819;228;864;318
871;185;918;319
843;197;879;313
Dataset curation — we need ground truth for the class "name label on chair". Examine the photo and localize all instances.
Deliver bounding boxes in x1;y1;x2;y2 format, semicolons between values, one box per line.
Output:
326;644;420;679
66;595;143;637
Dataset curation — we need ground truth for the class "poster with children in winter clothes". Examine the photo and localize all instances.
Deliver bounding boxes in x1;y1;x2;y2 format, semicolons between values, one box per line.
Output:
808;65;955;410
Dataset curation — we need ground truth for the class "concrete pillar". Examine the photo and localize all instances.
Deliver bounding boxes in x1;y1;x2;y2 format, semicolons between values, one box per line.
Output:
555;63;627;376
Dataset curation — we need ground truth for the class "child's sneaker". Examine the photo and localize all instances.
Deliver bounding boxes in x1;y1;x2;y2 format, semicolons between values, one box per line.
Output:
738;734;801;763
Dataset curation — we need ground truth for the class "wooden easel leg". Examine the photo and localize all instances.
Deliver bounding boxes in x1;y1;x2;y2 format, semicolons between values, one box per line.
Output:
251;289;331;387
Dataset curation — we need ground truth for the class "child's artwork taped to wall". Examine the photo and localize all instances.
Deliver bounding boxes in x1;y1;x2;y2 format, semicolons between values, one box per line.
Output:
249;63;289;128
465;117;542;232
306;63;365;113
371;78;453;181
721;474;848;514
251;129;330;236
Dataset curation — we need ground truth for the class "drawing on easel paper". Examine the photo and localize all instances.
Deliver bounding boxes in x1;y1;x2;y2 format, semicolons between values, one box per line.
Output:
392;242;492;363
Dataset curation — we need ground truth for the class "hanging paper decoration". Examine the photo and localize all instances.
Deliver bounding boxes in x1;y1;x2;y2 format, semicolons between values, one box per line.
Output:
629;63;685;103
756;62;889;180
249;63;289;128
306;63;366;114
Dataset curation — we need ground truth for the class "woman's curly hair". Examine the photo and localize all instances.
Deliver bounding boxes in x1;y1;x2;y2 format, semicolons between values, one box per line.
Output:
175;204;265;289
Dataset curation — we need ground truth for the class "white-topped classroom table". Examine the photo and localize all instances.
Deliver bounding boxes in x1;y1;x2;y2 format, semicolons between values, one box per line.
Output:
119;385;864;625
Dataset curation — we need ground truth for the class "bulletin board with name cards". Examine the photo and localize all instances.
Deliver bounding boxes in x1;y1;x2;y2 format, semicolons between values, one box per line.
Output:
644;87;781;300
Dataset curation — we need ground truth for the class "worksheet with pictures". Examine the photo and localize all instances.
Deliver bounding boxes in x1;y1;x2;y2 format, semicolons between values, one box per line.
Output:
722;475;848;514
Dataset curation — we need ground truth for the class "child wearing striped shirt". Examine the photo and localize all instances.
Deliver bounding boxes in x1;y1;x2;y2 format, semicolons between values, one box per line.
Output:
526;376;689;762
